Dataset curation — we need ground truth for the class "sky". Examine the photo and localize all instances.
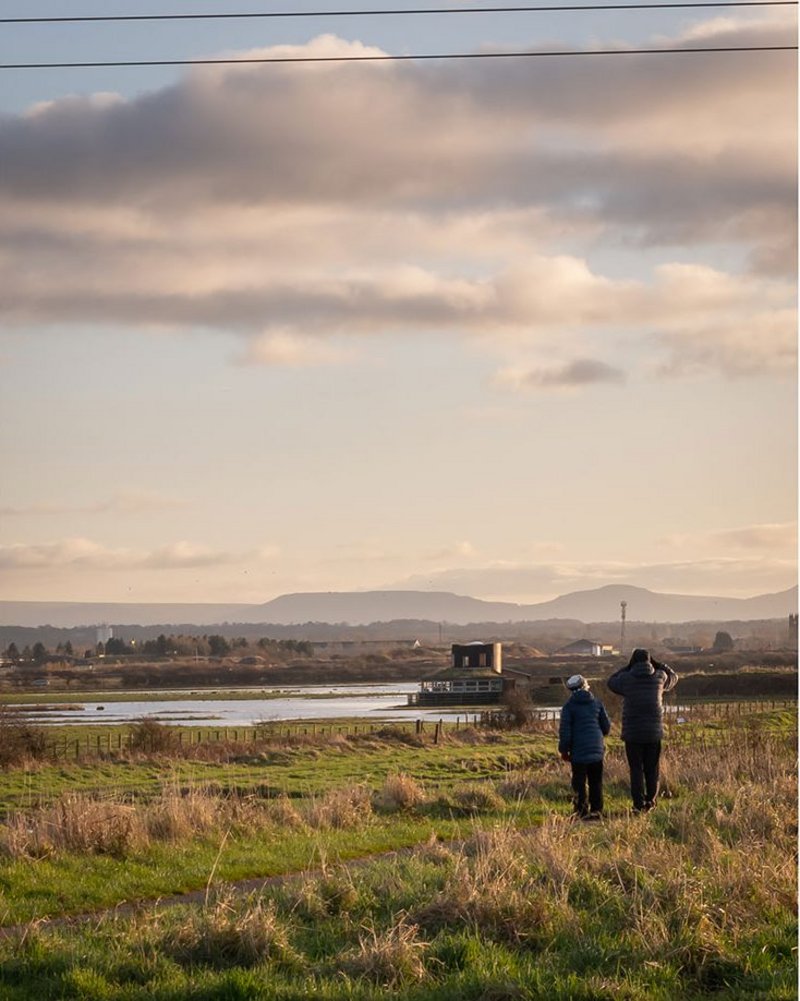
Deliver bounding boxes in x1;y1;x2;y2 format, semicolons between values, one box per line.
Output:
0;0;797;606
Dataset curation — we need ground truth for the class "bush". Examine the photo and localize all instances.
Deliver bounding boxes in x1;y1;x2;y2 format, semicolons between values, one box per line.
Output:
127;719;177;754
0;709;47;768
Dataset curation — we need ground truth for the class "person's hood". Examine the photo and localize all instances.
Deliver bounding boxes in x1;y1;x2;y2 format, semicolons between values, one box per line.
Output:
631;661;655;678
570;689;595;703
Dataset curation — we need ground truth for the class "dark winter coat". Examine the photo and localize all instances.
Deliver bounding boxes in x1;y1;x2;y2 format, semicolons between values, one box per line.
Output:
558;689;611;764
606;659;678;742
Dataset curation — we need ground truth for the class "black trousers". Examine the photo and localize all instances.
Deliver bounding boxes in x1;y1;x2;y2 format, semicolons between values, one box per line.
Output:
571;760;604;815
624;741;662;809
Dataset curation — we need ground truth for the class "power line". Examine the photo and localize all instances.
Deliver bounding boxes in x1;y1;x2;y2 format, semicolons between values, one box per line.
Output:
0;1;795;23
0;44;794;69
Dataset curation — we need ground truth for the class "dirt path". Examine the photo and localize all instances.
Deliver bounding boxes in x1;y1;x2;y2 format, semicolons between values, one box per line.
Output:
0;839;443;940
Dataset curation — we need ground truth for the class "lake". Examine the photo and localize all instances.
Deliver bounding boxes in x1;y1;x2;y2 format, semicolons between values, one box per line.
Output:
13;683;526;726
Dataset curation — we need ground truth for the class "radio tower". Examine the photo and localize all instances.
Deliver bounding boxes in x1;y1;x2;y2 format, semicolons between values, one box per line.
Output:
619;601;627;656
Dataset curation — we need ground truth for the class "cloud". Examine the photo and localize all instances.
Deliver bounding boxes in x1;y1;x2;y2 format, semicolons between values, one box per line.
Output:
497;358;627;390
425;541;477;561
0;538;239;571
0;16;795;379
661;522;798;552
237;330;355;367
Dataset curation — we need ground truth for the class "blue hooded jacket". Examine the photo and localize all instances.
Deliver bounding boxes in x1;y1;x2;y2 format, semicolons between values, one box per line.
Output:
558;689;611;764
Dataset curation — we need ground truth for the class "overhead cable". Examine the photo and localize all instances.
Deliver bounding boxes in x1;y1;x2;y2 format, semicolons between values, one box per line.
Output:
1;1;796;23
0;44;795;69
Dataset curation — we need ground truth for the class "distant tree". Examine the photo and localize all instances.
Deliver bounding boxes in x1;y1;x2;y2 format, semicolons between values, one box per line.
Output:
31;642;48;664
712;631;734;653
105;637;129;655
21;645;33;662
232;637;248;649
64;640;73;656
207;634;230;657
4;643;19;663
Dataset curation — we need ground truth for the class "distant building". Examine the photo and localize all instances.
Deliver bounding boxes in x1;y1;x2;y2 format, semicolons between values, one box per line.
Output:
554;639;616;657
96;624;113;645
409;641;504;706
664;638;703;655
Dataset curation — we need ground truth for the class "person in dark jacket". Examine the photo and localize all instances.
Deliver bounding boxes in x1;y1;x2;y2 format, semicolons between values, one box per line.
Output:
558;674;611;820
607;648;678;812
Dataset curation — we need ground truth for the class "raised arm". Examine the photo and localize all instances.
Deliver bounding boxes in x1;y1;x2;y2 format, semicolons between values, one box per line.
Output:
606;667;629;696
661;662;678;691
598;702;611;736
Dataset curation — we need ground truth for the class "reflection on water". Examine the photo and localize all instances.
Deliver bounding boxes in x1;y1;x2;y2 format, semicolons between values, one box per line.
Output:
14;683;511;726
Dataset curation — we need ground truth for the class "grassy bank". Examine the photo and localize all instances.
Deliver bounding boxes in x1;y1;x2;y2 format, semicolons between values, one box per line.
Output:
0;715;795;1000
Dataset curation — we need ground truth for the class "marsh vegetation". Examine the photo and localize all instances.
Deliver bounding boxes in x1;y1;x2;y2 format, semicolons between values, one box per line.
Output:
0;707;795;999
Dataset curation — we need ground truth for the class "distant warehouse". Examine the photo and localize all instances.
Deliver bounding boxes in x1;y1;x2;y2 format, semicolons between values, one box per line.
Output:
554;639;617;657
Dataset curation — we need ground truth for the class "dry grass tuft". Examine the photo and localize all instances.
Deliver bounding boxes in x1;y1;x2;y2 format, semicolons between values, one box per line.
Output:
265;794;306;829
164;891;299;969
307;785;373;829
0;794;143;859
145;786;221;841
374;772;427;813
450;782;505;814
338;915;429;986
497;771;539;801
413;825;556;947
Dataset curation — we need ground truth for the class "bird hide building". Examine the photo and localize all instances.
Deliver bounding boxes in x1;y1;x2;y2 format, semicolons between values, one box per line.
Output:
408;641;504;706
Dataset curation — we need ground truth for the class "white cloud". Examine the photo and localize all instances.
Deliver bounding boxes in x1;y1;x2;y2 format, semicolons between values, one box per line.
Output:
661;522;798;552
0;538;238;571
0;16;794;381
425;541;477;561
237;330;355;367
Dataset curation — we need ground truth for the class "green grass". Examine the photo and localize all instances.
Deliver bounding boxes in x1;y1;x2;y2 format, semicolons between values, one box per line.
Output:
0;709;795;999
0;728;552;813
0;782;795;999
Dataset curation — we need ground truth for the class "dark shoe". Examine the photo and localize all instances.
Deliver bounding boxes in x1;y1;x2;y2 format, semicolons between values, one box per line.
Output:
643;800;656;812
582;811;603;822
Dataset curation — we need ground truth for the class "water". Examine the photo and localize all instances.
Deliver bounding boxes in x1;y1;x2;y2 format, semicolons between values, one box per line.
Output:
12;683;510;727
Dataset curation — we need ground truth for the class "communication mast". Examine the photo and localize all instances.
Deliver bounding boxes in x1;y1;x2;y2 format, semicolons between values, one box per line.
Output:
619;601;627;655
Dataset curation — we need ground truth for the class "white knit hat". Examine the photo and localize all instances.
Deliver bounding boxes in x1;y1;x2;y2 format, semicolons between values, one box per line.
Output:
566;674;588;691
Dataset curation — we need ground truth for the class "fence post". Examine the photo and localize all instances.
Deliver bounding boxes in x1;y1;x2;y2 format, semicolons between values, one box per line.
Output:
434;720;442;744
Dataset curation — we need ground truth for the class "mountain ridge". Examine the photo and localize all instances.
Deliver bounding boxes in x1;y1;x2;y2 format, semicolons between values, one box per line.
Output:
0;583;795;628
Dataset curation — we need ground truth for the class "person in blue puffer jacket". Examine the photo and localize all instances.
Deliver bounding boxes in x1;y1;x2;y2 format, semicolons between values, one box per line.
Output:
558;674;611;820
607;648;678;813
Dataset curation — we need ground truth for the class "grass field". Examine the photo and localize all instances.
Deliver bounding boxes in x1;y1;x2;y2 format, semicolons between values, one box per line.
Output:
0;707;795;999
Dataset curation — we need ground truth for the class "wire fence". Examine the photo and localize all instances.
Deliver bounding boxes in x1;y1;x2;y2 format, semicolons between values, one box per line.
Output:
14;697;797;760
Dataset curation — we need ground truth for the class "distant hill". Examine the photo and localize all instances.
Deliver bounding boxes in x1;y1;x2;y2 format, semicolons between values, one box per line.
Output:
0;584;795;628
